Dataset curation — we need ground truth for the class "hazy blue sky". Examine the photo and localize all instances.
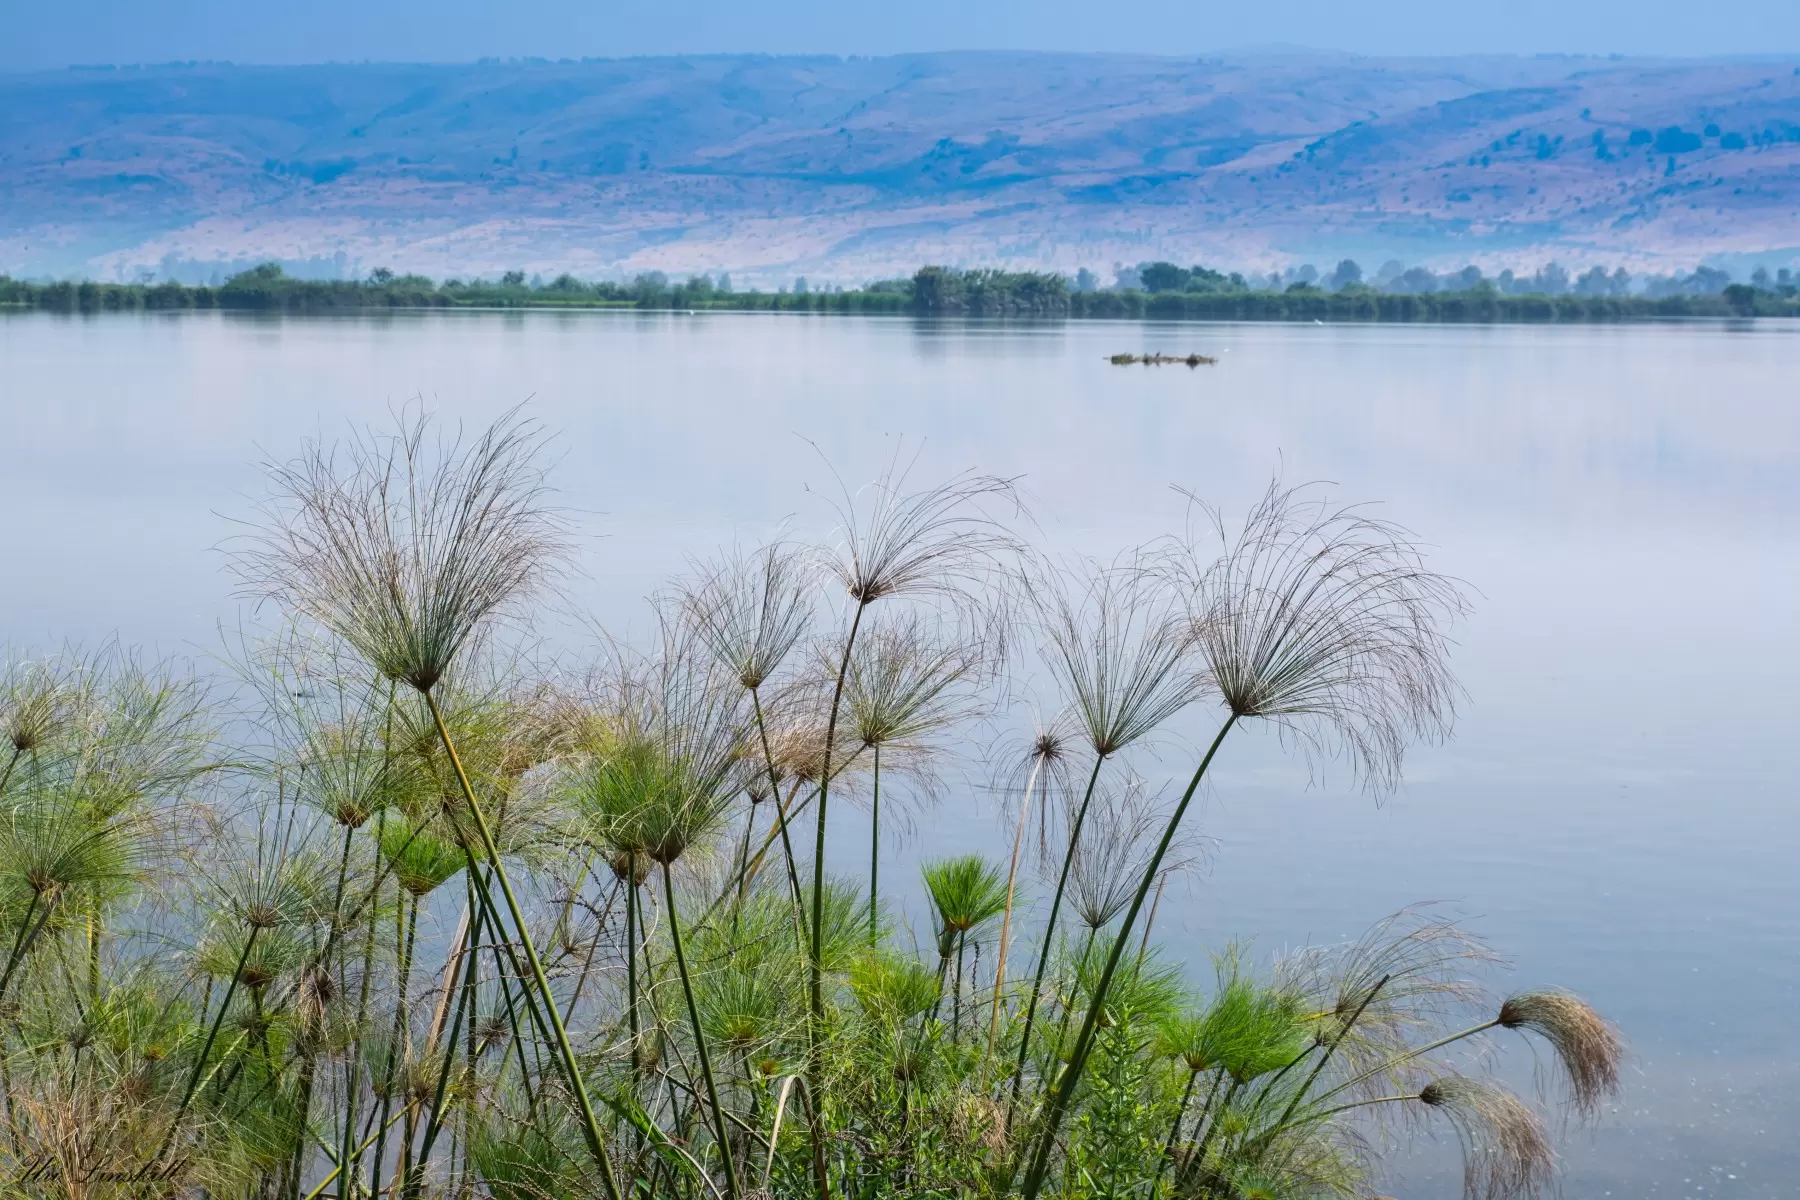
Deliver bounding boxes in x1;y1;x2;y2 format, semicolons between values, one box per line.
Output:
8;0;1800;70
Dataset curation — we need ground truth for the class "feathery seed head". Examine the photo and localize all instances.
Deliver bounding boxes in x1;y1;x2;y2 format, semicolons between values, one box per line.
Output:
293;963;339;1040
698;970;789;1053
0;654;79;757
1497;989;1622;1118
239;408;567;694
403;1055;441;1104
1069;936;1185;1028
570;621;748;866
606;850;650;884
243;902;282;931
1031;727;1069;763
1416;1075;1555;1200
1036;554;1204;758
682;542;813;691
1066;776;1186;932
474;1014;511;1054
994;714;1081;871
845;613;987;751
469;1114;583;1200
1236;1177;1283;1200
0;800;152;905
1287;907;1493;1069
250;638;402;829
821;454;1020;608
1158;1012;1215;1071
216;857;315;934
296;716;402;830
1175;482;1467;791
767;720;851;785
8;648;214;824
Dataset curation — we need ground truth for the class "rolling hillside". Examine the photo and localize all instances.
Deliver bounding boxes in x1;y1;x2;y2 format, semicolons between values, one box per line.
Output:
3;51;1798;281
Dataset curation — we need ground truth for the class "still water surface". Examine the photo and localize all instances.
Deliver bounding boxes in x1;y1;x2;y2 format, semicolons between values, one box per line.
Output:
1;309;1796;1196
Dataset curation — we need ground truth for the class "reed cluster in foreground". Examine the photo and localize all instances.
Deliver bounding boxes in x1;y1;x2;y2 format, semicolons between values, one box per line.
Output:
0;412;1620;1200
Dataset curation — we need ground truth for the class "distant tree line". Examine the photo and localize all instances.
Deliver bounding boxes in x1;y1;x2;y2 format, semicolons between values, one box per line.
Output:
1062;287;1788;321
3;260;1795;321
0;264;913;315
909;267;1070;315
1114;257;1794;301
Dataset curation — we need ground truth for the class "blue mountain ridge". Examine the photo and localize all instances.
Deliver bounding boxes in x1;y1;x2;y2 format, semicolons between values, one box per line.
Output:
3;51;1797;281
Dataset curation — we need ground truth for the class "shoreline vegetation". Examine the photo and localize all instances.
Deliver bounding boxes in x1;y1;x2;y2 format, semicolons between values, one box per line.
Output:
2;261;1795;322
0;408;1624;1200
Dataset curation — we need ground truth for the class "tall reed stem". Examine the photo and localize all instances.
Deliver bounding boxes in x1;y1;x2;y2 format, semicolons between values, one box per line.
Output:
286;1058;316;1200
663;862;742;1200
1047;926;1098;1067
411;903;484;1192
751;689;808;944
988;755;1045;1047
154;924;262;1169
371;894;419;1195
1154;1068;1201;1194
807;600;868;1200
1310;1009;1497;1112
626;856;641;1078
1183;1074;1242;1186
1019;714;1237;1200
425;689;624;1200
731;803;756;933
341;809;386;1193
1136;873;1169;969
1008;753;1105;1118
86;906;101;1003
0;892;47;1006
1263;974;1392;1139
952;930;968;1040
299;1104;412;1200
867;744;881;945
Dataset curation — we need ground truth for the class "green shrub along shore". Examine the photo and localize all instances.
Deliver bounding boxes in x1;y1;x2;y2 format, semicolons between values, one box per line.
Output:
3;261;1794;321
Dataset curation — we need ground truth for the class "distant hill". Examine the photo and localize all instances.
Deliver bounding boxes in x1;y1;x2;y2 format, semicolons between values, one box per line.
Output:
3;51;1799;283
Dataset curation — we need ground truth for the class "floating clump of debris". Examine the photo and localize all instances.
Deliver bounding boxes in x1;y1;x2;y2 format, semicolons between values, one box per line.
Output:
1108;352;1218;367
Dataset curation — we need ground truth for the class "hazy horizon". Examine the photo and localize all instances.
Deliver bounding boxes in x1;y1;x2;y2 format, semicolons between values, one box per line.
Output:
15;44;1800;73
9;0;1800;71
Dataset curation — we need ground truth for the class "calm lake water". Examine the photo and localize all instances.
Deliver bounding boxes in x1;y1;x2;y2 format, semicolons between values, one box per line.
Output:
2;309;1797;1196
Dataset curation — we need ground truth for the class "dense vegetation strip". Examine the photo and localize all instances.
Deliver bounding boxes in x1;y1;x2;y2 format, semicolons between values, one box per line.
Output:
2;262;1795;321
0;409;1624;1200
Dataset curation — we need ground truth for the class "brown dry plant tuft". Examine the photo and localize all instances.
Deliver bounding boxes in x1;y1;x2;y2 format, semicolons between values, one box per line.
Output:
1417;1075;1556;1200
1498;989;1623;1118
